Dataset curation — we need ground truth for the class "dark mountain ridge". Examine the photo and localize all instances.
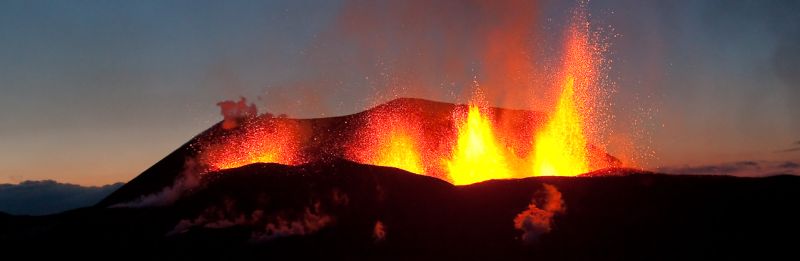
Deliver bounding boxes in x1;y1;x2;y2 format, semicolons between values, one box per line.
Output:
2;158;799;260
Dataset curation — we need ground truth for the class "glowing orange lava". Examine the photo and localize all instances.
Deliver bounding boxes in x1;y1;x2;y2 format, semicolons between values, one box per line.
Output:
347;108;425;174
531;5;606;177
199;118;304;170
445;105;512;185
373;129;425;173
353;127;425;174
532;76;590;176
199;3;626;184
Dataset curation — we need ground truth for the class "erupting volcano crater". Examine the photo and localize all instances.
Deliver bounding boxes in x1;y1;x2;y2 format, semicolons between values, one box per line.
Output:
100;98;622;207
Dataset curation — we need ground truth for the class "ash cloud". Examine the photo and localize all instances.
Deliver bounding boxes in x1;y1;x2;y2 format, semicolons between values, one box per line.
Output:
656;160;800;177
217;97;258;130
781;147;800;153
514;183;565;243
267;0;553;118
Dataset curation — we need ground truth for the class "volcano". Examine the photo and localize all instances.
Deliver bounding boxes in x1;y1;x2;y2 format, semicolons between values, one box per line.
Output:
98;98;619;207
2;98;799;260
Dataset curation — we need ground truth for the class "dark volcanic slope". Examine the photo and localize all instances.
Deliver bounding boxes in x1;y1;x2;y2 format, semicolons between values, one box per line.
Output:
4;159;799;260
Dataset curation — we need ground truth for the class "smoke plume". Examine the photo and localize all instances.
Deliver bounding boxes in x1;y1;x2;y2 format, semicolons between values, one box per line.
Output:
288;0;552;114
112;158;203;208
251;202;333;242
169;198;258;235
514;183;565;243
168;192;345;242
217;97;258;130
373;220;386;242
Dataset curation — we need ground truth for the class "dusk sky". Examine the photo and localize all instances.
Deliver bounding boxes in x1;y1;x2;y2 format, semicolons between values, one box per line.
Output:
1;0;798;185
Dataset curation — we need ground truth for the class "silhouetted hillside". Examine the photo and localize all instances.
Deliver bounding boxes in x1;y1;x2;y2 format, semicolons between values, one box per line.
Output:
0;180;123;215
2;159;798;260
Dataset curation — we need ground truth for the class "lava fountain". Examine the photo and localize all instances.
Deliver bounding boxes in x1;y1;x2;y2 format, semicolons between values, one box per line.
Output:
532;76;589;176
531;4;609;177
197;116;306;171
347;106;425;174
193;3;623;184
370;129;424;174
446;104;512;185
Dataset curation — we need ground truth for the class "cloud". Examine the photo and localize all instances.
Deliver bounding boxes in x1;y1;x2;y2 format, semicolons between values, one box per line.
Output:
217;97;259;130
780;147;800;153
514;184;565;243
0;180;123;215
777;140;800;153
656;160;800;177
779;161;799;169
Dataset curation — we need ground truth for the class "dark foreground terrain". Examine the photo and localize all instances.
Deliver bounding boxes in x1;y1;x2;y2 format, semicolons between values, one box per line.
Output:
1;159;798;260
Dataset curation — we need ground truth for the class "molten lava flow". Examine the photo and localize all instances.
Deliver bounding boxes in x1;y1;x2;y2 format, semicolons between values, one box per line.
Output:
445;105;511;185
532;76;590;176
199;118;304;170
347;108;425;174
365;127;425;174
376;129;425;173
